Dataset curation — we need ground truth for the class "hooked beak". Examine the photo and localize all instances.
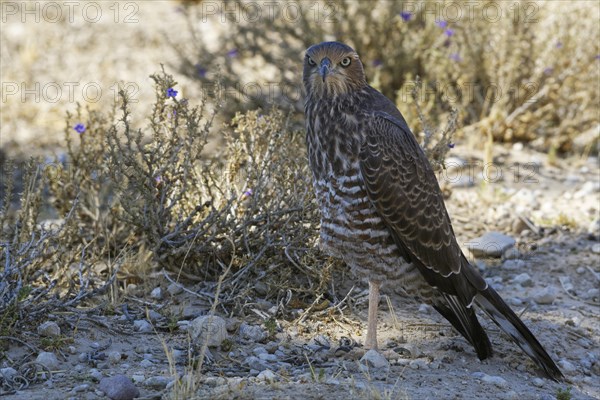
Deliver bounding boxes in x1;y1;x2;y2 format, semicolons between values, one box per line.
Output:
319;58;332;82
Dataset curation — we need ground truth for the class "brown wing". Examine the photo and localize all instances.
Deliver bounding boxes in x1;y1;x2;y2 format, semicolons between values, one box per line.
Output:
359;112;486;294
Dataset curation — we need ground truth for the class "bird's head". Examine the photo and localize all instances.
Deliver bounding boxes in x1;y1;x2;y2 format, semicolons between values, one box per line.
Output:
303;41;367;99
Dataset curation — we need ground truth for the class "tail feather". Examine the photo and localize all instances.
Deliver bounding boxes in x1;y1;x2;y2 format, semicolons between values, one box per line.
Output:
475;288;563;381
433;294;493;360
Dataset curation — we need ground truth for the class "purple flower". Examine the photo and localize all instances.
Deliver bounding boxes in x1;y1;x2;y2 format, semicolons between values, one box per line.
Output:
448;143;455;149
227;49;238;58
449;53;461;62
243;188;253;197
166;87;178;98
155;175;163;184
400;11;412;21
555;41;563;48
195;64;207;78
444;28;454;37
435;20;448;28
543;67;553;75
73;123;86;134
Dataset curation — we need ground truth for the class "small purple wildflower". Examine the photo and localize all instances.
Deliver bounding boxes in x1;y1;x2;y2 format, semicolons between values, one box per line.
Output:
435;20;448;28
448;143;455;149
195;64;207;78
543;67;553;75
243;188;254;197
444;28;454;37
166;87;178;98
155;175;163;184
449;53;461;62
400;11;412;21
227;49;238;58
73;123;86;134
372;59;383;67
555;41;563;48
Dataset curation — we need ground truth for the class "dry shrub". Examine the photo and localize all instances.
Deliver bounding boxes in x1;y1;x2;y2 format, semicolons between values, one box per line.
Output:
0;68;332;337
173;0;599;152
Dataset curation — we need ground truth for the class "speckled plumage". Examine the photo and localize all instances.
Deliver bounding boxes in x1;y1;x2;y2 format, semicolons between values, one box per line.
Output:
302;41;562;381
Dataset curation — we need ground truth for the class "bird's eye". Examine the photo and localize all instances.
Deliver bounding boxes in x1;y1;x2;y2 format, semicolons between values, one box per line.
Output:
340;57;351;67
307;57;316;66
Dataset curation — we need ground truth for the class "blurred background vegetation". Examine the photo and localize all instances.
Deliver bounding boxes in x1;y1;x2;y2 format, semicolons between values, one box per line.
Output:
0;0;598;333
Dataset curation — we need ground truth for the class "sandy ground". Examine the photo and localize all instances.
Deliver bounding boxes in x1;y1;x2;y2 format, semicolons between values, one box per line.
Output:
1;2;599;400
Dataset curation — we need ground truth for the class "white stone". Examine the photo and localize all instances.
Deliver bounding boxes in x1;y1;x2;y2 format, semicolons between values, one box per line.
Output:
191;315;228;347
257;369;276;383
481;374;508;388
37;321;61;337
360;349;389;369
36;352;59;370
133;320;153;333
533;286;558;305
467;232;516;258
511;273;533;287
150;287;162;299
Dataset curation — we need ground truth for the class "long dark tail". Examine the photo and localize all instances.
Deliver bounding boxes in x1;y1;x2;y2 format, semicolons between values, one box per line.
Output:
474;287;563;381
433;293;493;360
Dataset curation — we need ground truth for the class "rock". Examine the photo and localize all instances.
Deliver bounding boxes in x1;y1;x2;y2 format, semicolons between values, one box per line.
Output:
239;323;267;343
38;321;61;337
409;359;428;370
418;304;433;314
190;315;228;347
243;356;269;372
467;232;516;258
144;376;172;389
99;375;140;400
167;283;183;296
533;286;558;305
0;367;18;379
132;374;145;384
133;320;152;333
72;383;90;393
150;287;162;299
503;258;526;270
532;377;544;387
256;369;276;383
480;373;508;388
89;368;103;381
140;359;153;368
591;243;600;254
511;273;533;287
582;288;599;300
360;349;389;369
108;351;122;364
558;359;577;374
36;352;59;369
502;247;521;260
147;310;162;322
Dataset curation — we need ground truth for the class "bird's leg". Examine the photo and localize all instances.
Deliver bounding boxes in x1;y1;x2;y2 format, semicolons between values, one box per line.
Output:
365;280;380;350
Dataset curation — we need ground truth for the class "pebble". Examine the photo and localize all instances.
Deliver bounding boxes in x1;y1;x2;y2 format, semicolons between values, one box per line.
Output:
150;287;162;299
167;283;183;296
467;232;516;258
591;243;600;254
239;323;268;343
502;259;526;270
558;359;577;374
72;383;90;393
144;376;173;389
409;359;428;370
99;375;140;400
133;320;152;333
511;273;533;287
108;351;122;364
418;303;433;314
533;286;558;305
132;374;145;384
140;359;154;368
89;369;103;381
0;367;17;379
574;181;599;199
502;247;521;260
481;373;508;388
360;349;389;369
256;369;276;383
36;352;59;369
190;315;228;347
532;377;544;387
582;288;599;300
244;356;269;371
37;321;61;337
